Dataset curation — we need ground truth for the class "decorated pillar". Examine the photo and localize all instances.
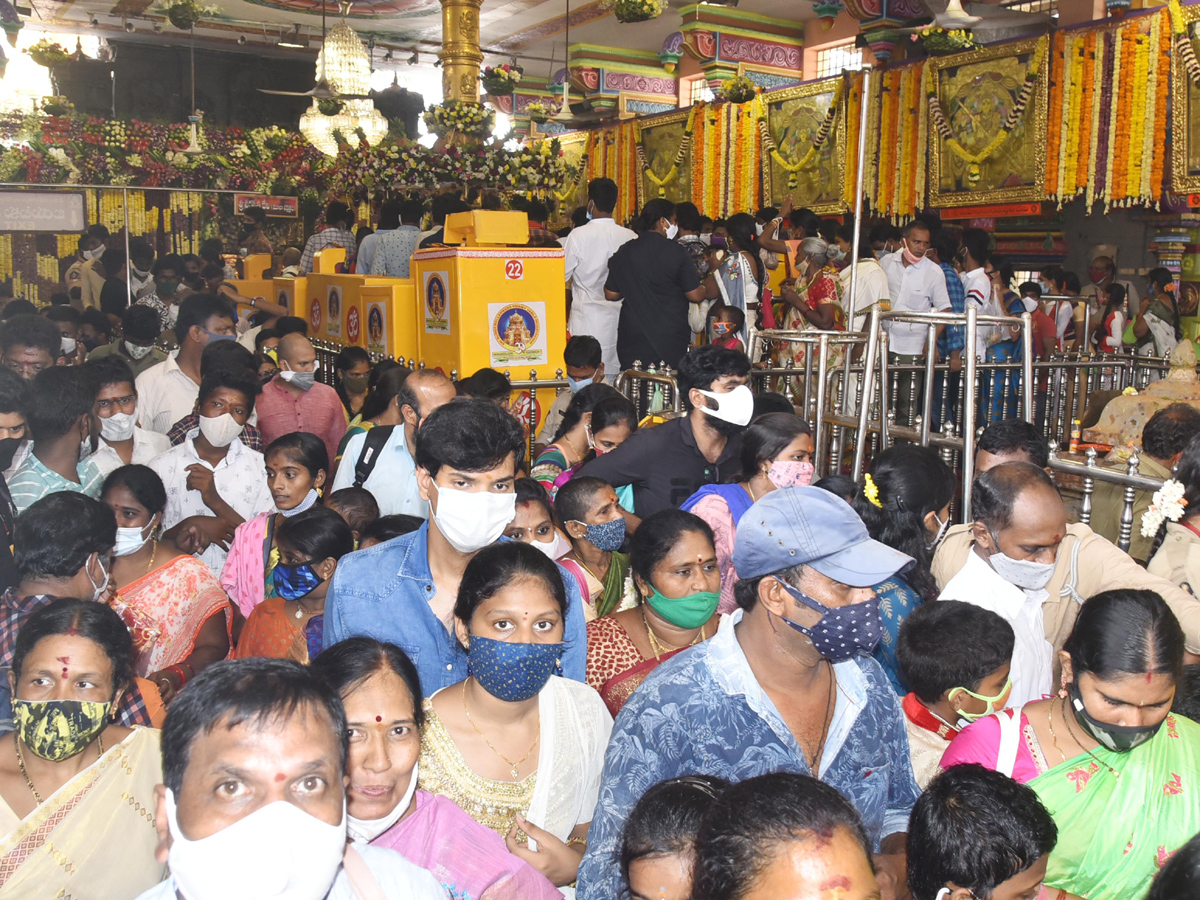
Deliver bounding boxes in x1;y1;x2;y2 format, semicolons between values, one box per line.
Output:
439;0;483;103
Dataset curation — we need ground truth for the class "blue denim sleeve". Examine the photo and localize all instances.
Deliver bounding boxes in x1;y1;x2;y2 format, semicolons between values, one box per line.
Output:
323;564;349;650
558;560;587;683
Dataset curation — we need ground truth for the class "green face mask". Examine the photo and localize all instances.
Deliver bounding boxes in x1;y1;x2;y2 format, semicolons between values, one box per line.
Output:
13;698;111;761
645;585;720;630
948;674;1013;723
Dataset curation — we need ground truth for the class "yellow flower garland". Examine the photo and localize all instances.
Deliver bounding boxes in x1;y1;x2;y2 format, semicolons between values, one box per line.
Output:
635;105;699;198
760;80;844;189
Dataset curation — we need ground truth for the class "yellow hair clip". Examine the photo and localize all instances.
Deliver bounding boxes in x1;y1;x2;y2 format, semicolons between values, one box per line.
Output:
863;473;883;508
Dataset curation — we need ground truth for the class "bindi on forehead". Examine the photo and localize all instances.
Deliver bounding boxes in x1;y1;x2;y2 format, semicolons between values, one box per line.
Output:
274;773;286;782
375;715;383;723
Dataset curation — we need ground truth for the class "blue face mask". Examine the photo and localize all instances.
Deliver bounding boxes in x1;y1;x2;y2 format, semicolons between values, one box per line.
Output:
573;516;625;552
778;582;882;661
567;375;594;393
467;634;564;702
273;561;323;601
204;329;236;343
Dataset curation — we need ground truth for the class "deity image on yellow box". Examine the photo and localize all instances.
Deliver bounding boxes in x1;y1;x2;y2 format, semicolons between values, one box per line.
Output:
367;303;386;354
424;271;450;335
763;77;846;214
327;286;342;338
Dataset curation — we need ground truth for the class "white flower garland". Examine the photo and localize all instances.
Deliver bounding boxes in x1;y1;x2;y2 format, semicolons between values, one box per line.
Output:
1141;478;1188;537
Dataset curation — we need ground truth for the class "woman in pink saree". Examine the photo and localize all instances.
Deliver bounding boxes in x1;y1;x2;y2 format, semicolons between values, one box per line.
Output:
311;637;561;900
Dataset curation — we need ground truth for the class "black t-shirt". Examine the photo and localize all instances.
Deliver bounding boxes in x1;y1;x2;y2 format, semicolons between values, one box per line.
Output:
99;278;130;317
604;232;702;370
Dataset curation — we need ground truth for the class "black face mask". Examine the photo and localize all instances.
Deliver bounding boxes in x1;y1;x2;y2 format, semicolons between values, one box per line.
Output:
0;437;22;472
1068;681;1164;753
240;224;256;237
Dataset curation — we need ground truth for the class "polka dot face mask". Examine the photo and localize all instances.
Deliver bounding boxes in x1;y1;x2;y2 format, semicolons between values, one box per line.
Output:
777;581;882;662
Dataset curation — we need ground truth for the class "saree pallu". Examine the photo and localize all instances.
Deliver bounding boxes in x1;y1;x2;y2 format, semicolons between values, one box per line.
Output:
597;647;686;718
780;268;847;368
233;597;322;664
220;513;271;617
531;446;571;494
373;790;562;900
1032;713;1200;900
0;727;166;898
110;554;233;677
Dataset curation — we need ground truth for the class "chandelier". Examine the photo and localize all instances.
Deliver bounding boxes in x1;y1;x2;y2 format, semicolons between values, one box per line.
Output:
298;18;388;156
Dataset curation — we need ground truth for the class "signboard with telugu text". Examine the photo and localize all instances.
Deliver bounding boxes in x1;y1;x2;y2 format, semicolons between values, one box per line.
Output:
0;191;85;233
233;194;299;218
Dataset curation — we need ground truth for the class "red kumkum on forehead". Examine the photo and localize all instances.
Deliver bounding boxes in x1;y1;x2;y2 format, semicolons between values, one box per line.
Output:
274;773;286;782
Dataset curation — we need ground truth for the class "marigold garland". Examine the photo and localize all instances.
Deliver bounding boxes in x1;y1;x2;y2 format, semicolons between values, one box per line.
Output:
635;105;699;198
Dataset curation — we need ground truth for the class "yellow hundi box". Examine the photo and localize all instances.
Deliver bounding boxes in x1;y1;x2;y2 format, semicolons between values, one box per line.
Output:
411;211;565;427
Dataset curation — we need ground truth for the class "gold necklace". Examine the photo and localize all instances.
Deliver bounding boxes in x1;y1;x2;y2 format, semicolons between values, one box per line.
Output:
144;540;158;574
642;609;706;661
1049;697;1120;778
16;729;104;805
461;680;539;780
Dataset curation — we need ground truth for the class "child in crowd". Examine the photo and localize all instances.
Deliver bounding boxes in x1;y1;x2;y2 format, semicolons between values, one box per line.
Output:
620;776;729;900
324;486;379;546
896;600;1015;787
234;506;354;664
503;477;571;559
536;334;605;450
357;513;423;549
907;764;1058;900
219;432;328;619
710;305;746;354
556;475;632;620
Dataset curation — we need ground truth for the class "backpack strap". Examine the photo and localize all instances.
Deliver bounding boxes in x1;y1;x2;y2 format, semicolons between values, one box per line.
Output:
341;846;388;900
353;426;395;489
995;706;1024;779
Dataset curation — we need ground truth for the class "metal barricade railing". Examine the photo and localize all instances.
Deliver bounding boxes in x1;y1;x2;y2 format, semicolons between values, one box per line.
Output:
504;369;567;462
615;362;681;419
1047;443;1166;553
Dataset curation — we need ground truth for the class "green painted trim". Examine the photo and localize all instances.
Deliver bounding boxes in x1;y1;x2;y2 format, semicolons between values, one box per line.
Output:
677;4;804;38
568;43;663;66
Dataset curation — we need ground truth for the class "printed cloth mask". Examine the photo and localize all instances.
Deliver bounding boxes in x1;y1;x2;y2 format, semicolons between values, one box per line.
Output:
567;375;594;393
430;484;516;554
927;512;951;551
467;634;564;702
713;322;733;336
575;517;626;552
696;385;754;427
531;531;572;560
347;762;419;844
13;698;111;761
100;410;136;442
198;413;244;448
644;585;719;630
125;341;154;360
767;460;814;489
165;790;347;900
779;582;883;661
114;520;155;557
0;436;21;472
342;373;369;394
948;674;1013;725
1067;681;1163;753
273;561;324;601
280;488;320;518
280;369;316;391
665;222;679;240
986;534;1055;591
61;336;77;356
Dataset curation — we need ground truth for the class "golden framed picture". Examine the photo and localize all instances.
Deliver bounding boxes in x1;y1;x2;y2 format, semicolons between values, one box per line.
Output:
760;77;847;214
635;108;693;207
927;36;1049;208
1171;1;1200;194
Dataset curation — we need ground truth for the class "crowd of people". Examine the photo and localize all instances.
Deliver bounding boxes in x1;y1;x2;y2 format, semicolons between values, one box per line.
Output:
0;180;1195;900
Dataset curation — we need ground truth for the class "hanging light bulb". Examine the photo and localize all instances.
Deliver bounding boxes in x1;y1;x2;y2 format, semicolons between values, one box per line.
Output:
298;15;387;156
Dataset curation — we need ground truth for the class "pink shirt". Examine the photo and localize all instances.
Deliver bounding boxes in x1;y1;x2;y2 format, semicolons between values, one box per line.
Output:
255;378;348;467
939;709;1043;784
688;492;740;614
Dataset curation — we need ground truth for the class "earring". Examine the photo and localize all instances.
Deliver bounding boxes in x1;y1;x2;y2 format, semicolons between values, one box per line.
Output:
1058;674;1069;699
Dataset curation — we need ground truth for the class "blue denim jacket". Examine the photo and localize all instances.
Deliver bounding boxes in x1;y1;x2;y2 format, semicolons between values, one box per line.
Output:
323;522;587;695
576;610;920;899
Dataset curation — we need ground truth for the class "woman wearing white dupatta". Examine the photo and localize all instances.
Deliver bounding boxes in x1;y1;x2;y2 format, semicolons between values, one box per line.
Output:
417;542;613;896
0;599;165;898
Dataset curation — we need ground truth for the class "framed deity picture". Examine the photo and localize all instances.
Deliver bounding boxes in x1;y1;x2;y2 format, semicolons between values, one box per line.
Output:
636;109;693;208
761;77;846;214
926;36;1049;208
1172;1;1200;194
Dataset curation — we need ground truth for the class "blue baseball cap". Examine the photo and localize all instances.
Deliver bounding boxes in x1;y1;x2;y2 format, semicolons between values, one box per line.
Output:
732;486;913;587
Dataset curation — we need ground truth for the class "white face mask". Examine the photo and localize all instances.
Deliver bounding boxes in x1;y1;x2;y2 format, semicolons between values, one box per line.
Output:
61;336;77;356
532;530;572;560
132;266;152;280
987;539;1055;591
83;246;105;261
125;341;154;360
165;790;347;900
198;413;244;448
665;222;679;240
430;483;516;554
100;410;137;442
87;554;110;602
696;384;755;427
114;520;155;557
280;488;320;518
927;512;950;551
346;761;419;844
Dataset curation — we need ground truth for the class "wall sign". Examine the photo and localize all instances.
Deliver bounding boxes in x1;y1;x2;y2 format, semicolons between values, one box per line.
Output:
0;191;86;233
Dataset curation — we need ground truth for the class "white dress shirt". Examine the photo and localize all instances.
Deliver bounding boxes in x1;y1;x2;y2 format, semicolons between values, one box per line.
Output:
938;548;1054;708
879;250;952;355
960;267;994;360
135;352;200;434
840;258;891;333
563;217;637;376
91;427;172;477
330;426;427;519
149;433;273;575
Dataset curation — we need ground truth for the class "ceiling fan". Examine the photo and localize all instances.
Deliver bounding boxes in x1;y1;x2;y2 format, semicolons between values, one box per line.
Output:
898;0;1053;42
258;0;371;100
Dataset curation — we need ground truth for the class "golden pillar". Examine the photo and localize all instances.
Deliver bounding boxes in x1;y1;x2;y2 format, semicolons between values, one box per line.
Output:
439;0;483;103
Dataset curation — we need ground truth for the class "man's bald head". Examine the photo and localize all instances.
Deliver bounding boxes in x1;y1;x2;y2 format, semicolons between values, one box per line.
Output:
971;461;1066;566
278;333;317;373
400;369;457;424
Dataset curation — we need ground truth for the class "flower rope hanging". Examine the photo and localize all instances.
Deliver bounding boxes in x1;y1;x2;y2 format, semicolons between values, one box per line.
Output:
926;44;1042;184
757;80;843;189
553;150;590;202
1169;0;1200;83
634;104;698;197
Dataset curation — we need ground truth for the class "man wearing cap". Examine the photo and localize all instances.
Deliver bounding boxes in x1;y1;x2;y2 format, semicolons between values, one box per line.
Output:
576;486;920;900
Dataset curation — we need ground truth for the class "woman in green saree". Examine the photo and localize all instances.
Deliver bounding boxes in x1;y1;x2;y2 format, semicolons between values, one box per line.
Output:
940;588;1200;900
